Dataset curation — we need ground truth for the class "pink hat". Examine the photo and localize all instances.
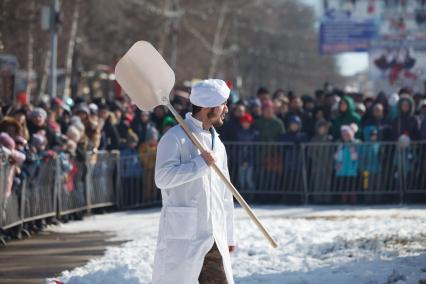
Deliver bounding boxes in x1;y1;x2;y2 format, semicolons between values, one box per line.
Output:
0;132;15;149
341;123;359;139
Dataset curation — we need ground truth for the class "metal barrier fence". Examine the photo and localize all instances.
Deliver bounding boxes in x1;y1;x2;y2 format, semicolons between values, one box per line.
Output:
225;141;426;203
1;151;121;233
0;151;21;230
2;142;426;235
117;152;161;209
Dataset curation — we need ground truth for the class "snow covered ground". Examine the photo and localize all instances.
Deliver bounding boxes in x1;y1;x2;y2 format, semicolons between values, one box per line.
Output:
45;206;426;284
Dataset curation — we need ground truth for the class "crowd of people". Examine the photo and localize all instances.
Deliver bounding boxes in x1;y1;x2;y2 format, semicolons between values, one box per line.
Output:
1;82;426;204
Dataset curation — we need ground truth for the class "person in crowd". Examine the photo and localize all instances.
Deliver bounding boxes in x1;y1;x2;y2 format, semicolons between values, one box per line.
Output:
98;103;120;151
27;107;61;148
301;95;316;115
139;126;159;203
387;93;400;123
418;99;426;123
112;101;130;143
332;96;361;141
362;103;393;141
120;130;143;206
0;132;26;197
220;103;246;141
248;98;262;120
334;124;361;203
253;100;285;141
0;116;23;140
391;94;420;141
355;103;366;118
151;105;167;133
283;96;314;138
275;96;289;125
393;134;416;190
308;119;333;203
12;109;29;140
280;115;307;197
131;109;156;146
358;126;381;202
256;87;271;105
235;113;257;193
161;115;177;135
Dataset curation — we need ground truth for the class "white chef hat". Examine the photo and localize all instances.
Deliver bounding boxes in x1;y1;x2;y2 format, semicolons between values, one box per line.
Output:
190;79;230;108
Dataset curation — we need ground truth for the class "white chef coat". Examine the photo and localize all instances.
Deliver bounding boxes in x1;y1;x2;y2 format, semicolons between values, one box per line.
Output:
152;112;235;284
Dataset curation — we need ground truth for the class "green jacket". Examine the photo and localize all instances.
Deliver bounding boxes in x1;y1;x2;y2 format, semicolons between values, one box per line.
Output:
332;96;361;140
253;116;285;141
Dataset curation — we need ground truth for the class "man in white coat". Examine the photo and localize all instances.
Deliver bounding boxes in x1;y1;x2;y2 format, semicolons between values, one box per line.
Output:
152;79;236;284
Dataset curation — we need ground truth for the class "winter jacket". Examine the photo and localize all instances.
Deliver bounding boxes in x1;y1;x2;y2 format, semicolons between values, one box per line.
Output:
391;95;420;141
331;96;361;140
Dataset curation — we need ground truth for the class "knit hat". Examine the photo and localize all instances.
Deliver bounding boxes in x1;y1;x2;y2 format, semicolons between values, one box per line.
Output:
388;93;399;106
249;98;262;109
398;134;410;147
341;123;358;139
0;132;15;149
289;115;302;126
89;103;99;114
356;103;366;113
162;116;177;129
66;125;81;143
30;107;47;120
240;113;253;125
30;133;46;148
74;103;90;115
15;136;28;146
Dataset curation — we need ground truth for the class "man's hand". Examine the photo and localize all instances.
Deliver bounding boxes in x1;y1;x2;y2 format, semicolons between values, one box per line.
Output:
201;150;216;166
228;245;236;253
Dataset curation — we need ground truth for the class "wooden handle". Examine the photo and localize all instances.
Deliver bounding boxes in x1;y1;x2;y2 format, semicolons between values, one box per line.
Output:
167;104;278;248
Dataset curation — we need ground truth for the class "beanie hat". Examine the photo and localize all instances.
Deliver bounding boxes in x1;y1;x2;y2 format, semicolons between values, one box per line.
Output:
240;113;253;125
30;133;46;148
398;134;410;146
162;116;177;129
0;132;15;149
341;123;359;139
30;107;47;120
289;115;302;126
66;125;81;143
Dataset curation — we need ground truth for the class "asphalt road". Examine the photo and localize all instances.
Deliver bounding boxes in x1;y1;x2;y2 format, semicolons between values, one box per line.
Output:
0;231;124;284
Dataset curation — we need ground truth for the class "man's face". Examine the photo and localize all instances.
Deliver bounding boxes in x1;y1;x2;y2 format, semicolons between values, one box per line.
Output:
263;107;274;119
290;98;302;112
208;102;228;128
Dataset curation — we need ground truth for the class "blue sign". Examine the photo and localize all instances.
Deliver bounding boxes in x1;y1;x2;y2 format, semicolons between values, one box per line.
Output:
319;19;378;54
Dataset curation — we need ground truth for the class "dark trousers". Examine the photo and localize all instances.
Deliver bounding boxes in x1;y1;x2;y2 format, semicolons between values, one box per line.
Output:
198;242;228;284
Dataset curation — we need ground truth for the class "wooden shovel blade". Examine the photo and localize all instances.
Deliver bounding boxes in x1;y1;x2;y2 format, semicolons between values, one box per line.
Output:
114;41;175;111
